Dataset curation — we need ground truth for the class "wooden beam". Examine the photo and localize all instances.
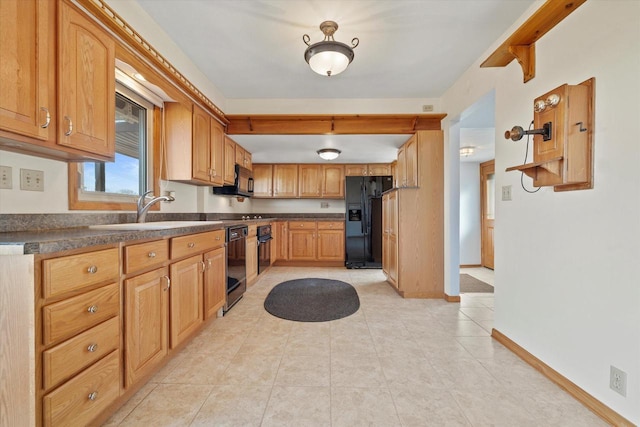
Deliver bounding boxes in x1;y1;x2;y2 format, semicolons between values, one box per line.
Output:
481;0;587;82
226;114;446;135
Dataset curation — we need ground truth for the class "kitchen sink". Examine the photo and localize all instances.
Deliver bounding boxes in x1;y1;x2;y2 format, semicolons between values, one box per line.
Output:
89;221;223;231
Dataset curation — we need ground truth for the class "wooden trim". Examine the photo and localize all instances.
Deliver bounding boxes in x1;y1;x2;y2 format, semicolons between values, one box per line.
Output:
75;0;227;124
272;260;344;268
480;159;495;270
480;0;587;83
444;293;461;303
460;264;482;268
492;329;635;427
226;114;446;135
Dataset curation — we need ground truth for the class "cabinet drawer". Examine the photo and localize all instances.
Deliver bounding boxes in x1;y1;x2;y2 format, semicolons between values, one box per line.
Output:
43;317;120;390
43;282;119;345
43;350;120;427
171;231;218;259
288;221;317;229
211;229;225;248
317;221;344;230
124;240;169;274
43;248;119;298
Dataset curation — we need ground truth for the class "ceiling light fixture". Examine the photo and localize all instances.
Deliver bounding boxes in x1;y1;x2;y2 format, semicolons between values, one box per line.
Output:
460;146;475;157
317;148;341;160
303;21;359;77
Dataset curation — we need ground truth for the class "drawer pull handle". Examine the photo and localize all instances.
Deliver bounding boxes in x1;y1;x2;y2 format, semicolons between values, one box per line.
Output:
162;275;170;291
88;391;98;401
87;305;98;314
87;343;98;352
188;242;195;248
87;265;98;274
215;236;221;241
148;251;156;258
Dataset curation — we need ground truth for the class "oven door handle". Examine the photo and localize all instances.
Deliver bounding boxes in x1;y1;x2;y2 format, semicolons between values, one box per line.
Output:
258;236;273;243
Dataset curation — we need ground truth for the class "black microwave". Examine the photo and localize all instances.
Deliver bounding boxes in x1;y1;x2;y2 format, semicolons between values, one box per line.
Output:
212;164;254;197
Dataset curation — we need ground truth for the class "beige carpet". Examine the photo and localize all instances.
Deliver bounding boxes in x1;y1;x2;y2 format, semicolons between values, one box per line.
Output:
460;274;494;293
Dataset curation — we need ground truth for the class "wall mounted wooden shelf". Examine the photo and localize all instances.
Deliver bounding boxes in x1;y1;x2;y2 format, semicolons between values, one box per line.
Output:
481;0;587;83
506;78;594;192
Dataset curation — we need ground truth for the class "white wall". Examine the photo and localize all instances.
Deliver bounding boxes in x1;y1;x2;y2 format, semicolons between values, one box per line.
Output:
251;198;345;214
459;162;481;265
442;1;640;423
225;98;442;114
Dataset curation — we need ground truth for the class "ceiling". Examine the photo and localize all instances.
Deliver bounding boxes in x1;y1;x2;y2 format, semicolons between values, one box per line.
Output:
131;0;534;163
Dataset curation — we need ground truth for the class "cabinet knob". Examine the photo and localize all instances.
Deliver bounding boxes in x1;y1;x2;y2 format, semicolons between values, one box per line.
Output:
87;343;98;352
148;252;156;258
88;392;98;401
215;236;221;241
40;107;50;128
87;305;98;314
188;242;195;248
87;265;98;274
64;116;73;136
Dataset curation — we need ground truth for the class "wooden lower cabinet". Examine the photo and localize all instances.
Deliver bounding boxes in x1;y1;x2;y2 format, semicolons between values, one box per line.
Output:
170;254;204;348
282;221;344;263
246;235;258;285
124;267;169;387
203;246;226;319
275;221;288;261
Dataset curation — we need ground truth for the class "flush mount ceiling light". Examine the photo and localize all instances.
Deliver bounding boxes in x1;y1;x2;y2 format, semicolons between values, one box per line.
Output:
303;21;359;77
460;146;475;157
317;148;341;160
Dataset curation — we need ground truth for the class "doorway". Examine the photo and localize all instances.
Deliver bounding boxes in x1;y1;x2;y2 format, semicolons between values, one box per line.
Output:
480;160;495;269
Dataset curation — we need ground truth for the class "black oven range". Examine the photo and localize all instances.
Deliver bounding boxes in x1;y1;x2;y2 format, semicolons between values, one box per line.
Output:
224;225;247;313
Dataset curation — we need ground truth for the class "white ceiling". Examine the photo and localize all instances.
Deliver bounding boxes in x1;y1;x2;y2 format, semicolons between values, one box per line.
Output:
131;0;533;163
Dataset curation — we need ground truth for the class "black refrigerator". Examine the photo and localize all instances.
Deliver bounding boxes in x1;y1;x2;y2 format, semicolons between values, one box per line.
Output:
345;175;393;268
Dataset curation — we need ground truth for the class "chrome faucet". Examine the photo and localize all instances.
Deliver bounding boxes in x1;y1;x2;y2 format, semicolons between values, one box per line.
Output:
136;190;175;223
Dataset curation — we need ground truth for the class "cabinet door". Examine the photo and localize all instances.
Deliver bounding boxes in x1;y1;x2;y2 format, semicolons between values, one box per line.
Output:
210;117;224;186
124;267;169;387
0;0;53;141
344;164;368;176
405;135;418;187
368;163;391;176
273;164;298;198
288;228;316;260
223;136;236;184
252;164;273;197
321;164;345;198
246;236;258;285
298;165;321;198
192;104;211;182
317;230;345;261
389;234;398;287
203;247;225;319
276;222;288;261
170;255;203;348
58;0;115;158
396;146;406;187
244;151;252;171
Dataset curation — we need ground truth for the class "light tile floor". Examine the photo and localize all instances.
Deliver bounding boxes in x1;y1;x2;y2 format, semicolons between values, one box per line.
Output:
104;267;606;426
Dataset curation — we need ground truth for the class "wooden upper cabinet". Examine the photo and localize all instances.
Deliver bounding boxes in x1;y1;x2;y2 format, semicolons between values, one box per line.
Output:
404;135;418;187
57;0;115;159
192;105;211;182
252;164;273;198
273;164;298;198
0;0;54;142
233;141;252;170
321;164;345;198
345;164;391;176
223;136;236;185
210;118;224;186
396;145;406;187
299;165;322;198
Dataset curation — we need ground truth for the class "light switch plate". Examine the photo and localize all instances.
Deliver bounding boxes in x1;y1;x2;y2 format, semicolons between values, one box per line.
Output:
502;185;512;201
0;165;12;189
20;168;44;191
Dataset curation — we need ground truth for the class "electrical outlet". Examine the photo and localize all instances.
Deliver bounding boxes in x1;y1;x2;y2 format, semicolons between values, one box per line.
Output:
0;165;12;189
501;185;512;201
610;366;627;397
320;202;329;209
422;104;434;112
20;168;44;191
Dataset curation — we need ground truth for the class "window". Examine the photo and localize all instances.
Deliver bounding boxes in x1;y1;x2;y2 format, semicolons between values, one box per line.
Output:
69;79;159;210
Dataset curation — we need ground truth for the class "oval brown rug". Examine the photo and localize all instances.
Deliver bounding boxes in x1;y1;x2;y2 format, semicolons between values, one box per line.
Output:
264;278;360;322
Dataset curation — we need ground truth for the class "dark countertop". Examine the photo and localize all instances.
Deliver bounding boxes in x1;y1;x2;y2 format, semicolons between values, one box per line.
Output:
0;216;345;255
